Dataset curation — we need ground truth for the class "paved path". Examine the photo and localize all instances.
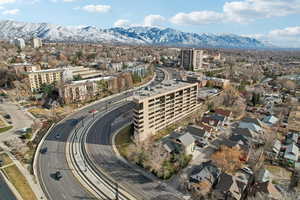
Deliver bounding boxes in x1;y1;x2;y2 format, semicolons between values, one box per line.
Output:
0;101;34;141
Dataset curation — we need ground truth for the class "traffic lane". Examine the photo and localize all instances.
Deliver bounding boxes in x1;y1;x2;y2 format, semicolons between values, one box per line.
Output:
38;95;129;200
0;173;17;200
86;103;183;200
39;119;94;200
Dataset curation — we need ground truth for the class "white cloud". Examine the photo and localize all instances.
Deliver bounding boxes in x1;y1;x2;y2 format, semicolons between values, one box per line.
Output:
2;8;19;15
269;26;300;37
223;0;300;23
82;4;111;13
170;0;300;25
143;14;165;27
170;11;224;25
0;6;4;9
114;19;130;27
0;0;16;5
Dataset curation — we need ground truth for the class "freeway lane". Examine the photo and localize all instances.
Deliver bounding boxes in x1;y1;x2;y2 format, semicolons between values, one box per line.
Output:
37;69;165;200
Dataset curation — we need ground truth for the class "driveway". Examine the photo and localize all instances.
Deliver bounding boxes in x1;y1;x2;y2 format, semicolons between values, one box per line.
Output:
0;101;34;141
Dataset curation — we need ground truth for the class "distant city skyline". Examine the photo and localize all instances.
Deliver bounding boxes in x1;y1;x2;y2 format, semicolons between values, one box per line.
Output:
0;0;300;47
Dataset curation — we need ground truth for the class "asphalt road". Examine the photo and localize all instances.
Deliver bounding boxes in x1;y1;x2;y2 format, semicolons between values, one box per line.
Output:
37;69;165;200
85;103;183;200
0;173;17;200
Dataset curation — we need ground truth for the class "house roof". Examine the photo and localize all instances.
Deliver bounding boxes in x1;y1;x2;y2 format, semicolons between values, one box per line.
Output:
253;181;282;200
202;116;220;127
190;161;220;184
215;173;241;200
215;109;232;117
210;114;226;122
239;122;263;133
284;143;299;161
197;122;213;132
187;125;209;138
263;115;279;125
257;169;271;183
272;140;281;154
176;132;195;147
242;117;264;127
229;134;250;146
232;128;257;138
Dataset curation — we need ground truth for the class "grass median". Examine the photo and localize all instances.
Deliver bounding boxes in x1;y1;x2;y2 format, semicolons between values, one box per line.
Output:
115;124;134;158
0;126;13;134
0;153;13;166
3;165;37;200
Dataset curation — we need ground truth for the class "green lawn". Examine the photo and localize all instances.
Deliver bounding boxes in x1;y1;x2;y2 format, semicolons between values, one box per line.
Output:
0;126;13;134
3;165;37;200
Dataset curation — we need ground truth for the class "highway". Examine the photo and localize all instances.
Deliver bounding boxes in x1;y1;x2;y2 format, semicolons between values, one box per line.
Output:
37;69;166;200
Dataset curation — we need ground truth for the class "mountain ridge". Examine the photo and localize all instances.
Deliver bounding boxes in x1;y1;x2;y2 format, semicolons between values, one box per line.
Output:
0;20;271;49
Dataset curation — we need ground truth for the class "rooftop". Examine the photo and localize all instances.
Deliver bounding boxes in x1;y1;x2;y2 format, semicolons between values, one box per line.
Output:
71;76;114;85
28;68;64;74
133;80;197;100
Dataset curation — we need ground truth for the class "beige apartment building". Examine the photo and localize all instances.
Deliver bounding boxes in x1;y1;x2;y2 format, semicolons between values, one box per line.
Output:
133;80;198;141
28;68;64;92
59;76;114;104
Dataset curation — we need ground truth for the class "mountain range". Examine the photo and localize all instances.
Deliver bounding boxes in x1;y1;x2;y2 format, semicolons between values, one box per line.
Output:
0;20;271;49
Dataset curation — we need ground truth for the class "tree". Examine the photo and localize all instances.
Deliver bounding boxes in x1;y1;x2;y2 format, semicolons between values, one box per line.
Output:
211;145;244;174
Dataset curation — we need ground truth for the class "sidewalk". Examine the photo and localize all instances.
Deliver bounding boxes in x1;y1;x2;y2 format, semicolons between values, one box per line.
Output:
0;143;45;200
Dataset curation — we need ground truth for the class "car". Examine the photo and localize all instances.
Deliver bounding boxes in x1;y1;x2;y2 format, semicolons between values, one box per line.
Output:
55;171;62;180
4;114;11;119
55;134;60;139
89;109;98;114
40;147;48;154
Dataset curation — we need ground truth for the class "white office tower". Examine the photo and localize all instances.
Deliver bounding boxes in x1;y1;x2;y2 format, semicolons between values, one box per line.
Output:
32;38;42;48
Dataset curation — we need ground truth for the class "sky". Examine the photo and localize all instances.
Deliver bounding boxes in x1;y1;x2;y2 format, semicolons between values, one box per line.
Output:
0;0;300;48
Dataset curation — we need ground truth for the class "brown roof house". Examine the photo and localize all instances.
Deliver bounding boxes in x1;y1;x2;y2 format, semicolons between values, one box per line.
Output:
213;173;243;200
251;181;282;200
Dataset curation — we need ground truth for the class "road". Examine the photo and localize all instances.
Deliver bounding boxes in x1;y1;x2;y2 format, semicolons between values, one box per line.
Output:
37;69;165;200
0;173;17;200
85;102;184;200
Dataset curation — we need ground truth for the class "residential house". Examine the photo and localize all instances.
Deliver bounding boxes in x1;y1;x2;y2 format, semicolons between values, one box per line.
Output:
187;125;211;139
284;143;299;163
285;132;299;145
232;128;258;139
262;115;279;126
251;181;282;200
213;173;242;200
238;122;263;133
190;161;221;184
215;108;232;121
210;114;226;126
163;132;195;155
256;169;272;183
201;116;222;130
221;138;251;161
242;117;265;127
272;140;282;156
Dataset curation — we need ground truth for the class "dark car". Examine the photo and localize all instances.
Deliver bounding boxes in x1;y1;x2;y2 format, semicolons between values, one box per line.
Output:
4;114;11;119
40;147;48;154
55;171;62;180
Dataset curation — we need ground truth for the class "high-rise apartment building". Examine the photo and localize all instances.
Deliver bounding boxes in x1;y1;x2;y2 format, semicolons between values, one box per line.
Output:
32;38;42;48
28;68;64;92
15;38;26;49
181;49;209;71
133;80;198;141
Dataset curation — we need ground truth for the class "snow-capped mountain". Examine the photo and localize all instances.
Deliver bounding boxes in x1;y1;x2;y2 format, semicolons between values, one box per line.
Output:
0;20;269;49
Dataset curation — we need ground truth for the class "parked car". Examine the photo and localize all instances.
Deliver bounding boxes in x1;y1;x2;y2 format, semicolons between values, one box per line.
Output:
55;171;62;180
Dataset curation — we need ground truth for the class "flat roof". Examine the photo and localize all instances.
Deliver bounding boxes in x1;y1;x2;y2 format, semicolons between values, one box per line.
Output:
71;76;114;85
133;80;197;101
28;68;64;74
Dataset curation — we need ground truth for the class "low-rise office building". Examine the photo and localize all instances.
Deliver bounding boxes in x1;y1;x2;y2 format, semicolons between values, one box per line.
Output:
133;80;198;141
